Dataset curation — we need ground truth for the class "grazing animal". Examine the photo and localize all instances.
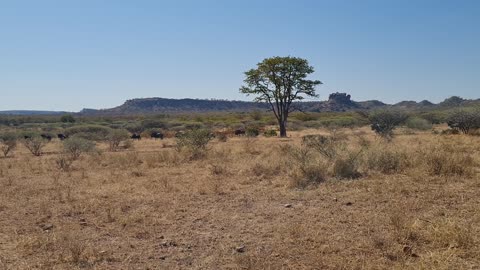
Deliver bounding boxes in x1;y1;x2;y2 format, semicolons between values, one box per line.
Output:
234;129;246;136
41;134;52;141
57;134;68;140
131;134;141;140
24;135;31;140
150;132;164;140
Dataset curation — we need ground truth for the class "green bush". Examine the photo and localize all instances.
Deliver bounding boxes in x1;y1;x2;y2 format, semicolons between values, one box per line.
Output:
66;125;112;141
369;110;408;140
446;109;480;134
63;137;96;160
175;129;213;159
406;117;432;131
60;114;76;123
246;127;260;137
263;129;277;137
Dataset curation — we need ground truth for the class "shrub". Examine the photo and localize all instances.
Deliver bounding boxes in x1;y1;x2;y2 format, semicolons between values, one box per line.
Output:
446;109;480;134
424;147;474;177
406;117;432;131
332;154;361;179
263;129;277;137
141;119;166;130
55;155;75;171
23;136;46;156
246;126;260;137
175;128;213;159
106;129;130;151
250;111;262;121
302;135;341;160
0;132;17;157
369;110;408;140
364;147;409;174
63;137;96;160
60;114;76;123
216;133;228;142
66;125;112;141
287;146;327;188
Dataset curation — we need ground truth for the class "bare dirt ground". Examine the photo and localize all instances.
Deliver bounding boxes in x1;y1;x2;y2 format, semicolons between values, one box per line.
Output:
0;128;479;269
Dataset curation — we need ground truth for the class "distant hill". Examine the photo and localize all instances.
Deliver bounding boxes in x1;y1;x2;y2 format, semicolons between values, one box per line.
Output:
79;93;391;115
0;110;70;116
3;93;479;116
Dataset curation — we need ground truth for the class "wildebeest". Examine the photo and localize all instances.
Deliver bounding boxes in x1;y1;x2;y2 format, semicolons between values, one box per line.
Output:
234;129;246;136
150;132;164;140
57;134;68;140
131;134;141;140
41;134;52;141
24;135;31;140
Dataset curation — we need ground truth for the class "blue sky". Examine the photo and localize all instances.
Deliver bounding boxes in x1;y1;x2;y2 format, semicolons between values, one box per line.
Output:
0;0;479;111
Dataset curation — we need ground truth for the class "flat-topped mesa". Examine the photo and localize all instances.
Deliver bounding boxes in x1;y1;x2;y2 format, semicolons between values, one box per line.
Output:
328;92;354;105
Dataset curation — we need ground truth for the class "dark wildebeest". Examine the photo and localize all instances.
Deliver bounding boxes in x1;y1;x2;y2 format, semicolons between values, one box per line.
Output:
24;135;31;140
151;132;164;140
131;134;141;140
234;129;246;136
57;134;68;140
41;134;52;141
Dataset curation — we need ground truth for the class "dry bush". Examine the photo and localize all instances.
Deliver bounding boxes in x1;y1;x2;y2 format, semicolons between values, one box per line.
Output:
23;137;46;156
302;134;342;160
0;132;17;157
144;149;183;167
216;132;228;142
242;137;261;155
364;145;410;174
284;145;327;188
106;129;130;151
62;137;96;160
55;155;75;172
423;146;475;177
332;152;362;179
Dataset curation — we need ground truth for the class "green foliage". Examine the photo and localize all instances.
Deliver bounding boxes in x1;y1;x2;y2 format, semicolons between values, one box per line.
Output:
263;129;277;137
240;56;322;137
246;126;260;137
175;129;213;159
60;114;76;123
63;137;96;160
66;125;112;141
106;129;130;151
446;109;480;134
141;119;166;130
0;132;18;157
369;110;408;140
406;117;432;131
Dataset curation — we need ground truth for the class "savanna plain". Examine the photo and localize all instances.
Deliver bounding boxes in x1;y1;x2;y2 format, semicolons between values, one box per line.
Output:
1;127;479;270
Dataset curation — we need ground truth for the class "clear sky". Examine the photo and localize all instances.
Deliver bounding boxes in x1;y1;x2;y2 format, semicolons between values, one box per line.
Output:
1;0;479;111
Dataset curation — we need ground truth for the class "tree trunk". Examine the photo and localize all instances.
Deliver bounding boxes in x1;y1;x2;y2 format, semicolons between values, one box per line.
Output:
279;119;287;137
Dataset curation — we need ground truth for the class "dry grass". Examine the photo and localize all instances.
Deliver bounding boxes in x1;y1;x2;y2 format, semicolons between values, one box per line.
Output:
0;128;479;269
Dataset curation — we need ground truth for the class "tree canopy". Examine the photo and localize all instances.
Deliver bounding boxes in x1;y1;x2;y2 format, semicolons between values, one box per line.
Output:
240;56;322;137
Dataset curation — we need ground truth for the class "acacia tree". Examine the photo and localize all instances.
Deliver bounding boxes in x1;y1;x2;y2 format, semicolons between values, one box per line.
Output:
240;56;322;137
